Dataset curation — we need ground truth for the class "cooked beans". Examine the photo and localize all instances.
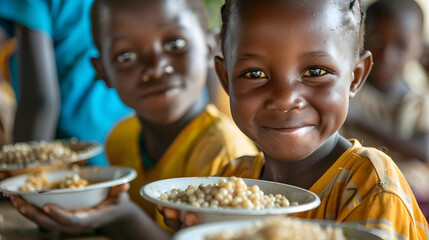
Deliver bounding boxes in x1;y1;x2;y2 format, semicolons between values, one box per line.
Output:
159;177;298;209
0;139;97;169
205;216;345;240
19;166;88;191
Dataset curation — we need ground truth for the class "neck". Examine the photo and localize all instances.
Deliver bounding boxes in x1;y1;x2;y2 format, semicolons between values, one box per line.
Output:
139;94;207;161
261;133;352;189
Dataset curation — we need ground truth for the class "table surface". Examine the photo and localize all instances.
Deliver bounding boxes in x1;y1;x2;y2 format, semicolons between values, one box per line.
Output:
0;198;109;240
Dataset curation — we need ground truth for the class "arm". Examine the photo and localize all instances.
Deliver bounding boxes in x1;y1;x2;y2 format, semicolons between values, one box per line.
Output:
13;24;60;142
343;192;428;240
419;43;429;75
9;184;171;240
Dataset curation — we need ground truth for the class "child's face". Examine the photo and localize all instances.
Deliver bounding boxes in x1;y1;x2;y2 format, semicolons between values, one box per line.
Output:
366;11;422;87
95;0;210;124
216;0;372;161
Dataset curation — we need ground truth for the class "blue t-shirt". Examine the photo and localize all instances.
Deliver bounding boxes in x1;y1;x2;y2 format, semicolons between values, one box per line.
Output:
0;0;132;165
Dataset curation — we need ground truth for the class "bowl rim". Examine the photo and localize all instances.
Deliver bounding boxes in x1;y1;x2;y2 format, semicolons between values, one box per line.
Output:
0;166;137;195
0;140;104;171
140;176;321;216
172;218;385;240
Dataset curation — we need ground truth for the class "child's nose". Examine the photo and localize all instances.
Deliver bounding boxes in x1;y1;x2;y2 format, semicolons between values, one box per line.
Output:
143;56;173;80
265;81;305;112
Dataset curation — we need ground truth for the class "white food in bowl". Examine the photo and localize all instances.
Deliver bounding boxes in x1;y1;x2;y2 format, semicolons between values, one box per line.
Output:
0;166;136;210
141;177;321;223
173;217;385;240
205;216;345;240
159;176;298;210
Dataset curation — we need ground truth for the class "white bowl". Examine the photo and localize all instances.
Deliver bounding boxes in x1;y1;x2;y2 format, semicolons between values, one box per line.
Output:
0;139;104;175
173;218;385;240
0;166;136;210
141;177;321;223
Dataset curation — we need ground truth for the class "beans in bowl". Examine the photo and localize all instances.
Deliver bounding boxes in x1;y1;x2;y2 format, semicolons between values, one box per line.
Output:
159;177;298;209
205;216;346;240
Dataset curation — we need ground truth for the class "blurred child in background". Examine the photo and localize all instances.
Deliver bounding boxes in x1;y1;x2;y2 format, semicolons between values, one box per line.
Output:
340;0;429;219
0;0;132;165
7;0;257;237
92;0;257;229
0;23;16;147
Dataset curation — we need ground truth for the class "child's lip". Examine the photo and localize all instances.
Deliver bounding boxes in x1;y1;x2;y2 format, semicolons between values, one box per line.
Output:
139;83;181;99
261;125;314;134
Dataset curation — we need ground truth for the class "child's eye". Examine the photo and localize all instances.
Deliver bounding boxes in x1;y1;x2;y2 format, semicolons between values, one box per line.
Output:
164;38;187;51
302;68;327;77
244;70;267;79
116;52;137;63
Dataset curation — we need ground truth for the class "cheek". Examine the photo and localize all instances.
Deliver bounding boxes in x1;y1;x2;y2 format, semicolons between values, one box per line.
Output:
229;88;262;140
316;84;349;130
112;71;140;104
182;52;208;88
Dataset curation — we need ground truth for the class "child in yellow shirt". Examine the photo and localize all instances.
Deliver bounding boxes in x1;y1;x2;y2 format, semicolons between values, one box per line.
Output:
160;0;428;239
7;0;257;237
91;0;258;228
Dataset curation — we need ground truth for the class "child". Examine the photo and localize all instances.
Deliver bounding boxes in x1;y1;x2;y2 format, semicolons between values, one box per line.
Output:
91;0;258;229
0;26;16;147
0;0;132;166
158;0;428;239
340;0;429;219
8;0;258;236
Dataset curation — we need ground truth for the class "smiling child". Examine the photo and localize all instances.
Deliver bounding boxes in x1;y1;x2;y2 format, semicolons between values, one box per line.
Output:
205;0;428;239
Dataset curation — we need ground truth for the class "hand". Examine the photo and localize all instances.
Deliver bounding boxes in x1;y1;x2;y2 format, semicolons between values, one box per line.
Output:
420;44;429;74
10;183;130;235
157;205;199;231
0;171;9;180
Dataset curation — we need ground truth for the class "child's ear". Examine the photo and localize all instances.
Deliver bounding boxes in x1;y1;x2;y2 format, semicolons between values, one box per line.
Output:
349;50;373;98
91;57;112;88
206;28;220;69
214;55;229;95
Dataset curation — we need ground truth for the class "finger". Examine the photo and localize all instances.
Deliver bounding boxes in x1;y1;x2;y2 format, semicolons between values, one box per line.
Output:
164;207;179;219
0;171;9;180
183;212;199;228
162;207;181;231
43;204;93;227
10;197;63;231
108;183;129;197
157;205;165;213
41;205;94;234
9;194;24;208
98;191;129;208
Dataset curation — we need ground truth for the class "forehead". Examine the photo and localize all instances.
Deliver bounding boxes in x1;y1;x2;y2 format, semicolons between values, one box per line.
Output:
100;0;202;40
225;0;354;60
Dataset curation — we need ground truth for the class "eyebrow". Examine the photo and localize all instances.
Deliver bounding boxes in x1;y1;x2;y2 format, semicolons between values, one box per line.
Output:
235;51;336;65
236;53;265;63
302;51;335;61
111;24;187;44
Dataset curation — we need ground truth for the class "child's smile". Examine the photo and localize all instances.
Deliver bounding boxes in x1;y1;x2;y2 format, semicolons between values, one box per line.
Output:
137;78;182;101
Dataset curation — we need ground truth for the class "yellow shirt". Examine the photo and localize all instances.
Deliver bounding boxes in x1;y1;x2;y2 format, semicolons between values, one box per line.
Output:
105;104;259;228
216;140;429;240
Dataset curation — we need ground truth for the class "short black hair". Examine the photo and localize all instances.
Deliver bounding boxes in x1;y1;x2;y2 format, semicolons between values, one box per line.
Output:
91;0;209;50
365;0;424;32
219;0;366;56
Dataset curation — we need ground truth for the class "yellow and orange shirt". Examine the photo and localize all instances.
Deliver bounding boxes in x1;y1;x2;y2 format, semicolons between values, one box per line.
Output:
216;139;429;240
105;104;259;229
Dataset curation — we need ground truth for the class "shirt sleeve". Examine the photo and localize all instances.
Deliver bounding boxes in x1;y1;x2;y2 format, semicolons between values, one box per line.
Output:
343;192;428;240
0;0;52;36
